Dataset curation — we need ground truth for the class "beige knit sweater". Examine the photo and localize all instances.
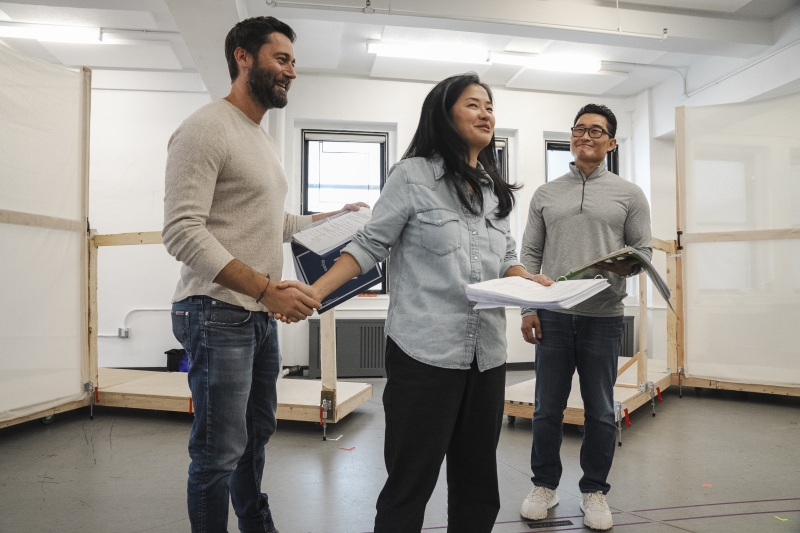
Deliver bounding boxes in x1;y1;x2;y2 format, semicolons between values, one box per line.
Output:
163;99;312;311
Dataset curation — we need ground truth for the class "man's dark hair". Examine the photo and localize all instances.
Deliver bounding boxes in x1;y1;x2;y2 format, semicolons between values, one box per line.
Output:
574;103;617;138
225;16;295;80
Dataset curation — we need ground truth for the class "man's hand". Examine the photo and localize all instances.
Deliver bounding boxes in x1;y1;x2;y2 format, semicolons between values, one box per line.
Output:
592;257;640;277
531;273;555;286
342;202;370;212
261;282;320;324
521;315;543;345
269;280;323;323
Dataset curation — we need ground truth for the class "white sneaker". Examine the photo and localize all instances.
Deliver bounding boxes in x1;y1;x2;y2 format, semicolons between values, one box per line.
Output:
520;485;559;520
580;492;614;530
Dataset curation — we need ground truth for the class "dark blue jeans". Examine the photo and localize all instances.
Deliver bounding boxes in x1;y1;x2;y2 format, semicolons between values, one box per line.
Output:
172;296;280;533
531;309;623;494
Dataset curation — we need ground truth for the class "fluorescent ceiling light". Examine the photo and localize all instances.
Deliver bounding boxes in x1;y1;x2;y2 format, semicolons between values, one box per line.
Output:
0;22;101;44
367;41;488;64
368;42;601;74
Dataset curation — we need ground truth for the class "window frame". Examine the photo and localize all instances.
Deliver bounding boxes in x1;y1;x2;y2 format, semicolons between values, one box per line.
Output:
544;140;619;182
495;137;509;182
300;129;389;295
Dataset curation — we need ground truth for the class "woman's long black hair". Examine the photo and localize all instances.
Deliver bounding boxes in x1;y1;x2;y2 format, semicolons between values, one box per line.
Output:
403;73;521;218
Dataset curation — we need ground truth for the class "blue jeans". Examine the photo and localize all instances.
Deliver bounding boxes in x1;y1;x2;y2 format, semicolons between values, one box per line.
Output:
530;309;623;494
172;296;280;533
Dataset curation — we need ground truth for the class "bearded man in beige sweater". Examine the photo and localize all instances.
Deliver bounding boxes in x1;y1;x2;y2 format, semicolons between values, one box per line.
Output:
163;17;366;533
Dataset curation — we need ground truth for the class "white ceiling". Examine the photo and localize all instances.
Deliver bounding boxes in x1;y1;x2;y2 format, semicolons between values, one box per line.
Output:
0;0;797;97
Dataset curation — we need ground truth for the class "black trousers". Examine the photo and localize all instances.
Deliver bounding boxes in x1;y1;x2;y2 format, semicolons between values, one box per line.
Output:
374;337;506;533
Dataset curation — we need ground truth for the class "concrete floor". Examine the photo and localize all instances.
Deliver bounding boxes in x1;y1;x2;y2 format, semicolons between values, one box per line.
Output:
1;371;799;533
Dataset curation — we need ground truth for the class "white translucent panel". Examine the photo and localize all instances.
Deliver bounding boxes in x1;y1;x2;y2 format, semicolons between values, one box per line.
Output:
546;148;573;182
682;92;800;233
0;225;85;422
683;239;800;386
0;44;83;221
306;140;382;214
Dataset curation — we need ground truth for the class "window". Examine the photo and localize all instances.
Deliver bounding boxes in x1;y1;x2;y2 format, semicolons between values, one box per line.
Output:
301;130;388;293
495;137;509;181
544;140;619;182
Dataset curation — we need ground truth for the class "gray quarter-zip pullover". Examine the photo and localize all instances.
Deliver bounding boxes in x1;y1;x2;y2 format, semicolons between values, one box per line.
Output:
520;162;652;317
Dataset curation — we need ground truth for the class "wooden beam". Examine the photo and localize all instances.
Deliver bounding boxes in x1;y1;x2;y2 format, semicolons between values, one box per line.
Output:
674;105;686;375
637;271;648;387
88;230;99;389
616;352;640;378
680;376;800;398
682;228;800;244
651;237;676;255
666;252;679;374
94;231;163;246
320;309;337;416
0;209;83;232
0;398;90;430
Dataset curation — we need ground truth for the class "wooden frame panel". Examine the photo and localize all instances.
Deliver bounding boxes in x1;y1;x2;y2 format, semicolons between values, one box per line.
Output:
674;104;800;395
90;232;373;424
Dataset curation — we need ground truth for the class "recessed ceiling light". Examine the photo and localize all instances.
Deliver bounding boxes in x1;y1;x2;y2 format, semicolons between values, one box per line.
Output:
0;22;102;44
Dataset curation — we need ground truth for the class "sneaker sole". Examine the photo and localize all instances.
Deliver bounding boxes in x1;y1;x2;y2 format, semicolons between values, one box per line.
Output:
580;502;613;531
521;493;559;520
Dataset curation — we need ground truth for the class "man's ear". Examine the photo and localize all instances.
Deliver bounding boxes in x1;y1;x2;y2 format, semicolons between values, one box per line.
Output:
234;47;252;72
607;138;617;153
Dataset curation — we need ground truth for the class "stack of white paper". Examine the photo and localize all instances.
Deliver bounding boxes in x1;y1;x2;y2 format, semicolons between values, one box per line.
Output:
293;209;372;255
465;277;610;310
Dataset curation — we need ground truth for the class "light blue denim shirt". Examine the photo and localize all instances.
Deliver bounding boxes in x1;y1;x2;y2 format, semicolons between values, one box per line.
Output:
341;156;522;371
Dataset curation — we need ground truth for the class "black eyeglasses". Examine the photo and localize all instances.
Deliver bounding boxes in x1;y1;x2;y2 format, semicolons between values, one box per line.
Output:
571;126;611;139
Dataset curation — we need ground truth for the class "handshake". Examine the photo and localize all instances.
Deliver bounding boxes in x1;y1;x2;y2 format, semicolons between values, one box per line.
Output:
262;279;324;324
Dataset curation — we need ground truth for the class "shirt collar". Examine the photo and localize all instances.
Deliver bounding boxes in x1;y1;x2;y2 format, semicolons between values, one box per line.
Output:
431;156;487;181
569;161;608;181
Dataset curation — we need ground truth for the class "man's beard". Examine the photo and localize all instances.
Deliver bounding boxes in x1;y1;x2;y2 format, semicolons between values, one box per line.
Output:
247;58;291;110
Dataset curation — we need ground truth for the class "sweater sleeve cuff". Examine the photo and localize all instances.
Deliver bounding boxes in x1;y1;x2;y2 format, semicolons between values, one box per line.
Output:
521;308;538;317
194;246;235;283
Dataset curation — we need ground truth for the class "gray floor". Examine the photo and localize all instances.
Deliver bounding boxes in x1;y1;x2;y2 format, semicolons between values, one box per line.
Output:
1;371;799;533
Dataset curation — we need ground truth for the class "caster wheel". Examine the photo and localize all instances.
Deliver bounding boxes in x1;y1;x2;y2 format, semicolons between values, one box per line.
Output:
617;442;622;447
508;416;516;426
40;415;54;425
578;425;584;433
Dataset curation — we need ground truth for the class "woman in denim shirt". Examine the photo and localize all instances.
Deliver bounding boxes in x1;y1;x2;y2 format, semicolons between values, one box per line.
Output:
310;73;536;532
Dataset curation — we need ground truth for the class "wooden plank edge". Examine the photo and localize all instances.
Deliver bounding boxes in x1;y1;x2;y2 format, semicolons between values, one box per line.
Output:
679;377;800;397
0;398;90;430
276;405;320;422
651;237;676;254
97;392;190;413
94;231;163;246
682;228;800;244
0;209;84;232
334;384;373;423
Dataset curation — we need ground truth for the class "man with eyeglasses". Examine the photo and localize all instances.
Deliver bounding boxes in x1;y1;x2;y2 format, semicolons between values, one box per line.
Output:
517;104;652;531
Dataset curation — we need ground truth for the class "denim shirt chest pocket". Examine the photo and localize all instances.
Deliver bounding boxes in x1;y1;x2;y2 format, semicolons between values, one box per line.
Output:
485;215;510;258
417;208;461;256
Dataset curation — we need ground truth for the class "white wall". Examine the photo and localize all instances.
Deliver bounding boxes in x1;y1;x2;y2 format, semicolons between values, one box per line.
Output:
90;89;211;368
276;74;631;366
91;74;676;370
